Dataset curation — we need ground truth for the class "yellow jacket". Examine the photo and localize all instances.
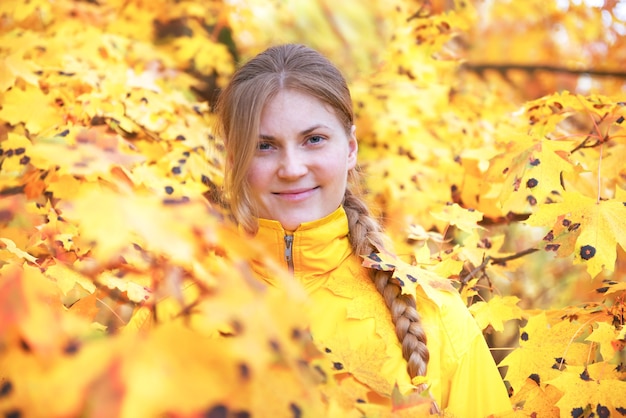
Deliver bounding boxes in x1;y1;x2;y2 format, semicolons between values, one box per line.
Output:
252;207;512;417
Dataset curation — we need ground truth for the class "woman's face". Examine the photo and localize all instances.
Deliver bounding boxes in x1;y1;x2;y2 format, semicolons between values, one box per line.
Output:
246;89;357;231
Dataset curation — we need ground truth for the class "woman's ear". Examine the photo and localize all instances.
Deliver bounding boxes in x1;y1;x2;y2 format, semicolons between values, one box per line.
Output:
347;124;358;170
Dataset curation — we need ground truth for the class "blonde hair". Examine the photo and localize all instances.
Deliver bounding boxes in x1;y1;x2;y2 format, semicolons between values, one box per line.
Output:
215;43;429;382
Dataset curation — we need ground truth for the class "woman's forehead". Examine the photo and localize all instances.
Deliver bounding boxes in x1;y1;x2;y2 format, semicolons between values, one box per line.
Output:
259;90;345;131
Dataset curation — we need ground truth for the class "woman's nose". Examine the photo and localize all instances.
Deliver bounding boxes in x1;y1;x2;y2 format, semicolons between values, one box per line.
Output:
277;149;308;179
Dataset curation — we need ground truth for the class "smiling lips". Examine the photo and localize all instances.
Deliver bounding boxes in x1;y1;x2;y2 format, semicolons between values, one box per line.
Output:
273;186;319;201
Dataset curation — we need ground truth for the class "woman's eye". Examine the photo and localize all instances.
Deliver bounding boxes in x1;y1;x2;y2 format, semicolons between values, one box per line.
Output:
307;135;324;145
257;142;273;150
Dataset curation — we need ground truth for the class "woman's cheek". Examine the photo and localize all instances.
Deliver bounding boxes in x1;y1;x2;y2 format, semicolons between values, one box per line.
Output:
246;160;269;194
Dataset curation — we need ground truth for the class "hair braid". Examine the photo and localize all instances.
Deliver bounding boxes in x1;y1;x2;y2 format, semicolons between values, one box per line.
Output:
343;188;430;381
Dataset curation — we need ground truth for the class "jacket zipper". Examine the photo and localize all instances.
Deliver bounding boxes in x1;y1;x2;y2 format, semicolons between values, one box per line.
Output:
284;234;294;273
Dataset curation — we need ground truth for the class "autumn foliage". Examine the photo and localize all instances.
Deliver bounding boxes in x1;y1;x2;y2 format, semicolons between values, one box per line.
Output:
1;0;626;416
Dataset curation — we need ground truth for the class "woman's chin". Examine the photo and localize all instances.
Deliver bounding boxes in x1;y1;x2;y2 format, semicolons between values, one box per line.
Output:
276;213;316;231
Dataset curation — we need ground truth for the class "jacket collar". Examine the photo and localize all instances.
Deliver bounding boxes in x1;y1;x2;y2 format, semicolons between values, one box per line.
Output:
251;206;354;287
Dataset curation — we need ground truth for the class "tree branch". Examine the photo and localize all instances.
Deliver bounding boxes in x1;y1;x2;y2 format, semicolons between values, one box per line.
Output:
570;113;610;154
463;63;626;79
460;247;539;288
490;247;539;265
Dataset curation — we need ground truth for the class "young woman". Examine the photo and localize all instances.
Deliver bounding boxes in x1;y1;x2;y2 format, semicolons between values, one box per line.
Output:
216;43;511;417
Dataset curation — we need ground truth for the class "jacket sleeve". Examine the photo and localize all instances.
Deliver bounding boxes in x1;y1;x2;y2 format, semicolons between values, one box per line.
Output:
440;292;512;418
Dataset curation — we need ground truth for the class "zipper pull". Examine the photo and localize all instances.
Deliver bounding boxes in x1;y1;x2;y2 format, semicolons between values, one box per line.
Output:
284;234;294;273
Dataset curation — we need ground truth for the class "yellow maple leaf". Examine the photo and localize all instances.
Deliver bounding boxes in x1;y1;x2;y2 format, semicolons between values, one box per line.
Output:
319;372;373;416
76;91;132;127
0;132;33;174
486;136;575;214
170;30;234;80
598;280;626;295
0;263;76;355
30;128;146;178
585;322;621;363
499;312;595;392
548;362;626;417
412;244;432;266
123;89;174;133
0;85;64;135
0;51;41;91
406;224;446;245
0;0;53;23
526;191;626;278
450;229;504;267
43;260;96;296
45;173;84;201
362;252;457;304
468;295;523;332
430;203;484;233
129;150;216;201
325;334;393;395
97;272;151;304
59;186;198;264
460;277;480;301
331;270;394;329
0;238;38;264
430;257;464;279
508;376;562;417
524;91;588;138
0;334;119;418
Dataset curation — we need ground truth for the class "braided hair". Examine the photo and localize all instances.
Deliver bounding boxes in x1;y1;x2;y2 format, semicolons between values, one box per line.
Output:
343;187;429;380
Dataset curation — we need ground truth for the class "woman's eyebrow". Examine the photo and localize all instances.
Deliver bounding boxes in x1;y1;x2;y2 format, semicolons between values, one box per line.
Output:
258;124;330;141
300;124;329;135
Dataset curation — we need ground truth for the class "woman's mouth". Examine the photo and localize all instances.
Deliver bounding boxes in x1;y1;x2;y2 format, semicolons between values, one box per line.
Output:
273;187;319;201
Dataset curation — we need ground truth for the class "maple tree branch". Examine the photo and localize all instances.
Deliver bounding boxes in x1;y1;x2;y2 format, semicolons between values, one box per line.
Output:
479;212;531;226
406;4;431;22
460;247;539;286
463;63;626;79
490;247;539;265
570;113;611;154
461;257;490;285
